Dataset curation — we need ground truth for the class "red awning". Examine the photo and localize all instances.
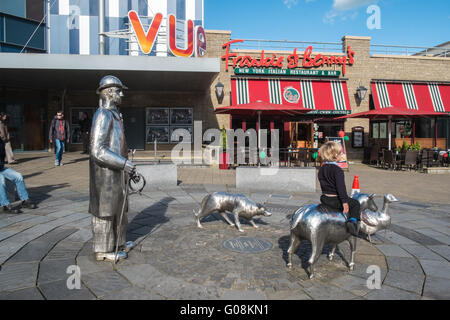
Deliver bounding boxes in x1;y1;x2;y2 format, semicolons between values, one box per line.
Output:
371;81;450;114
215;101;310;116
336;107;448;120
229;78;351;114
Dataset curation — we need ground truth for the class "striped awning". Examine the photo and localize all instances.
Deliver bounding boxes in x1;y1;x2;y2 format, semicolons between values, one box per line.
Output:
371;81;450;113
231;78;351;114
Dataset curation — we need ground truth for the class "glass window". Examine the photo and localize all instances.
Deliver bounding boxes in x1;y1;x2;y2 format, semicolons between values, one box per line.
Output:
0;16;4;42
379;122;387;139
372;122;379;138
395;120;412;138
0;0;26;18
5;15;45;49
415;118;433;138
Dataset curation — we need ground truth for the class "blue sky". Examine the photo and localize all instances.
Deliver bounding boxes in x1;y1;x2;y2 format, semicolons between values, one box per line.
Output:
205;0;449;48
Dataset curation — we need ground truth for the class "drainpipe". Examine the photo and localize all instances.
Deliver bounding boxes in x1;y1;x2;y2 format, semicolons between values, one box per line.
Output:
99;0;105;55
46;0;51;53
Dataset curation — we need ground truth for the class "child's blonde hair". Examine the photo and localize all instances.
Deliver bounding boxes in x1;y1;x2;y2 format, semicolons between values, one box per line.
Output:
319;141;342;162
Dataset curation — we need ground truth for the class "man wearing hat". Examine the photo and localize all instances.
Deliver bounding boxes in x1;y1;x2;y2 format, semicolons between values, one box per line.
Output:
89;75;136;262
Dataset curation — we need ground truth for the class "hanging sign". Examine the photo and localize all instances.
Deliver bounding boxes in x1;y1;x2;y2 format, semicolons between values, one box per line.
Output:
128;10;206;57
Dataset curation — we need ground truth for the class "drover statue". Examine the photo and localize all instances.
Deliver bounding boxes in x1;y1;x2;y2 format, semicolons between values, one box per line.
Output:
89;75;136;262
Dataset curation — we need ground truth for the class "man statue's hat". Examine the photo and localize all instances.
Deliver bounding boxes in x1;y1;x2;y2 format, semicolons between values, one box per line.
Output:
96;75;128;94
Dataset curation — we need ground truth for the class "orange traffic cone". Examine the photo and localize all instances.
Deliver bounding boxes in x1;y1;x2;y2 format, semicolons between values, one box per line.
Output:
351;175;360;196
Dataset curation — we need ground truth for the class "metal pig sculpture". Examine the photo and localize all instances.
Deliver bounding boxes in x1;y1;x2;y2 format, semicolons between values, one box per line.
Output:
287;193;378;279
194;192;272;232
359;194;399;243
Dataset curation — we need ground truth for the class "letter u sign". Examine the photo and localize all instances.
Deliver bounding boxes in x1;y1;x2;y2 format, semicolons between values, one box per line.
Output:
128;11;206;57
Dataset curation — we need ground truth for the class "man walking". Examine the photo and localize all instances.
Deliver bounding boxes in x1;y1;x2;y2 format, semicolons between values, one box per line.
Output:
49;111;70;166
89;75;136;262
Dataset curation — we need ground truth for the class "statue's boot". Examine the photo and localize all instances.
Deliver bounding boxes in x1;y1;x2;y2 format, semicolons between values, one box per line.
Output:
121;241;135;253
95;251;127;262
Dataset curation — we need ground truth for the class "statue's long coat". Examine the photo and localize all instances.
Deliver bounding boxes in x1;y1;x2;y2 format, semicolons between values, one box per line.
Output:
89;106;128;218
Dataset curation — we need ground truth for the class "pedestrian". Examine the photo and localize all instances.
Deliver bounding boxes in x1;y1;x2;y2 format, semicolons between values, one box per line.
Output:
0;112;17;164
79;112;91;154
49;110;70;166
318;141;360;236
0;138;36;213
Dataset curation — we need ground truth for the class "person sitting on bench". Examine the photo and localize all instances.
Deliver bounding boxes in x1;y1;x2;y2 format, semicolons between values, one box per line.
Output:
0;139;36;213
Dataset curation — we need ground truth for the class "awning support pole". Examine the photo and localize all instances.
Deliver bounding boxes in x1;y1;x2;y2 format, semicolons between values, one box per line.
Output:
434;117;437;148
388;116;392;151
412;119;416;144
258;111;261;166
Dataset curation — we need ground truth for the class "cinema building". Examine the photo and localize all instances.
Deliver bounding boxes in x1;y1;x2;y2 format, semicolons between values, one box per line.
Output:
0;0;449;161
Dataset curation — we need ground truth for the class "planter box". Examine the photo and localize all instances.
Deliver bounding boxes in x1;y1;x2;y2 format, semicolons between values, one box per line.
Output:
135;163;177;189
236;166;316;192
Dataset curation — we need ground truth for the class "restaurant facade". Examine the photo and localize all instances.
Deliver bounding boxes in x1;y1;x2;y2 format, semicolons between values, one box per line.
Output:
0;0;449;160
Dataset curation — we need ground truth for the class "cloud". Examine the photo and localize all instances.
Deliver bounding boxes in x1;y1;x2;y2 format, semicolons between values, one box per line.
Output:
283;0;299;9
324;0;376;24
333;0;378;11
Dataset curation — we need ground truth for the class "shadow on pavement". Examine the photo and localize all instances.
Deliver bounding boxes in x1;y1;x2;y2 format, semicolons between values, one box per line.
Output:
26;183;71;204
126;197;174;242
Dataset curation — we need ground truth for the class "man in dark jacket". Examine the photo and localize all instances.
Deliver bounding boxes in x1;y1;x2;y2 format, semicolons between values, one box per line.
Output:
0;139;36;213
49;111;70;166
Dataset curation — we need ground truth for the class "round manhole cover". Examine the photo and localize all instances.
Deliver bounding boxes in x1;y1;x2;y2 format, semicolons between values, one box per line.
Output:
223;237;273;254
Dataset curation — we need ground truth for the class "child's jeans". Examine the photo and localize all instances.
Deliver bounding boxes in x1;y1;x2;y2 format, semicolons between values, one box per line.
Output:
320;195;361;221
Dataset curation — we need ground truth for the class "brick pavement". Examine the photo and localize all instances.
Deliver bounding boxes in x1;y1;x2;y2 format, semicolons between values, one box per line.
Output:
0;152;448;300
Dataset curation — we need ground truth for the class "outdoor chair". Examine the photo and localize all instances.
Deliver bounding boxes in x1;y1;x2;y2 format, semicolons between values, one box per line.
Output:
383;150;401;170
297;149;308;167
369;145;381;166
403;150;419;171
419;149;434;171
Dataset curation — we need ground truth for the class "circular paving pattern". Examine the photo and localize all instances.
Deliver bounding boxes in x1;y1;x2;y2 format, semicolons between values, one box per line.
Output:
134;217;380;291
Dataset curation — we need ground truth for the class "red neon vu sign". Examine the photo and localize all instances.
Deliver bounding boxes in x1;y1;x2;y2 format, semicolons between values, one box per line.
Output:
222;40;355;75
128;10;206;57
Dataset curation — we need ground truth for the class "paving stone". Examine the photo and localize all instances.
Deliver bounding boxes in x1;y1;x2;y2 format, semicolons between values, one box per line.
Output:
401;244;447;261
375;245;413;258
419;259;450;279
0;231;15;241
348;263;388;281
331;274;373;296
0;287;44;300
303;284;357;300
266;289;311;300
385;256;424;275
389;224;445;246
38;259;76;284
364;284;421;300
76;255;113;275
383;270;424;294
39;279;96;300
422;276;450;299
82;271;132;298
6;228;77;263
0;262;39;291
101;286;166;300
427;245;450;261
220;289;265;300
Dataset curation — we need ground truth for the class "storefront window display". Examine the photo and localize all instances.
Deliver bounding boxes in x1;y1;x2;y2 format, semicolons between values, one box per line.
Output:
146;107;193;144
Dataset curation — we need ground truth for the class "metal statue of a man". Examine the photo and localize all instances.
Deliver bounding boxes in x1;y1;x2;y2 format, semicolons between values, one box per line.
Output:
89;75;136;262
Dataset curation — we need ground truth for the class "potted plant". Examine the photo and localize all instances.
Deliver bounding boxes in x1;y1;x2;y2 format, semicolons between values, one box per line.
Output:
220;126;229;170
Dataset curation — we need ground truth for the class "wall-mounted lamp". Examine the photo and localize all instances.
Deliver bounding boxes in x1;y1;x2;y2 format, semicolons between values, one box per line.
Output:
215;81;224;104
356;84;368;101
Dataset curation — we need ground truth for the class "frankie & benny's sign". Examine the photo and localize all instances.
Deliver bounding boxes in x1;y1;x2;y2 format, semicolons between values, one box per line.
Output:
128;10;206;57
222;40;355;75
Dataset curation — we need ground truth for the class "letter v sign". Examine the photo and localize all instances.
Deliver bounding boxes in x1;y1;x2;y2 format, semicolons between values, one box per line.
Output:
128;10;163;54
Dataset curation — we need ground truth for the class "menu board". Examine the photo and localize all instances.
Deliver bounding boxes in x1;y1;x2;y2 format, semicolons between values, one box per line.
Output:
353;131;364;148
326;137;349;170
